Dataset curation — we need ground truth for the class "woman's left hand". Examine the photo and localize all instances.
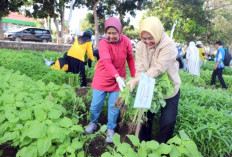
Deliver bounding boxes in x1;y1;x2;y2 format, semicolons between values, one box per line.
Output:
126;78;140;92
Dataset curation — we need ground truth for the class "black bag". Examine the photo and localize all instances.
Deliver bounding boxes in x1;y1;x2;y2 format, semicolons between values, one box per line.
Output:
223;49;231;66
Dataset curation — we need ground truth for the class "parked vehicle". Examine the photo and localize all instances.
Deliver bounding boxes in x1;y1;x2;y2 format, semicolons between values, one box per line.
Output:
4;27;52;42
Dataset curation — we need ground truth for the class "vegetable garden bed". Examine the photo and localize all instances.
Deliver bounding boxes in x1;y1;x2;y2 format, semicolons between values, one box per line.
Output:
0;49;231;157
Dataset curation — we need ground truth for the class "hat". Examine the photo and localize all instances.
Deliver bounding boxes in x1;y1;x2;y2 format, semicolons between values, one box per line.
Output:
84;29;93;37
104;17;122;34
196;41;203;45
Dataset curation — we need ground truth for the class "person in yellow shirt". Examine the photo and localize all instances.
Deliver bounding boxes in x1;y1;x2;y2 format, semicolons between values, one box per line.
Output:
67;30;95;88
196;41;206;67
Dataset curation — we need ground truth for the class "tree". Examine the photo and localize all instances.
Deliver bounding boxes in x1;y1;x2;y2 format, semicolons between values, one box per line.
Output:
25;0;70;44
145;0;210;43
204;0;232;45
122;25;139;40
78;0;151;47
0;0;26;40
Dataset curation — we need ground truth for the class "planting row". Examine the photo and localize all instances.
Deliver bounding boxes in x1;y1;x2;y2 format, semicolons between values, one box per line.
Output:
0;49;80;88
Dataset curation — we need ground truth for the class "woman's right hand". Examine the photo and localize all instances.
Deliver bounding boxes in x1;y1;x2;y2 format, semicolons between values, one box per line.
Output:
126;78;140;92
116;76;126;91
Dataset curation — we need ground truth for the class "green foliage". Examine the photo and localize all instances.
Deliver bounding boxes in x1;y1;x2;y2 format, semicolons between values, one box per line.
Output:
176;100;232;157
0;49;80;88
102;131;202;157
145;0;210;42
0;0;25;18
201;61;232;75
180;83;232;112
117;72;174;125
122;25;140;40
0;67;87;156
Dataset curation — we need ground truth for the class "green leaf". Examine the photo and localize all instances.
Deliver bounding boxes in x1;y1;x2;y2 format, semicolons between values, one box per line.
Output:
27;121;47;138
77;151;85;157
158;143;171;155
47;125;66;141
48;109;62;119
59;117;73;128
37;136;51;156
113;133;121;146
67;146;75;153
0;131;18;144
138;147;147;157
148;152;159;157
0;122;10;136
127;135;140;147
101;152;113;157
56;144;67;155
146;140;159;150
176;145;189;155
167;135;181;145
100;125;107;132
117;143;131;155
179;130;190;140
0;113;6;123
70;125;84;133
18;110;32;121
183;141;202;157
34;107;47;121
71;138;83;150
169;145;181;157
16;145;37;157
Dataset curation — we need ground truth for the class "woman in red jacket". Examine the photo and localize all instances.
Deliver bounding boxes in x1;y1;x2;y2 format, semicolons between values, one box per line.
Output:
85;17;136;143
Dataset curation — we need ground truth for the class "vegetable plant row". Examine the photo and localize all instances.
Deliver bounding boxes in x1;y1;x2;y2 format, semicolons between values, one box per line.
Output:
0;66;202;157
1;49;232;157
0;49;80;88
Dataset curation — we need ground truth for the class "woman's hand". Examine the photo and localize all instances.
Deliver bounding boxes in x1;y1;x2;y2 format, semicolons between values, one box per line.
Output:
126;78;140;92
116;76;126;91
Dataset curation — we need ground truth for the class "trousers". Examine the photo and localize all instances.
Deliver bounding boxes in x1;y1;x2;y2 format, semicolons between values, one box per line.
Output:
67;56;86;87
210;68;227;89
90;89;119;129
139;90;180;143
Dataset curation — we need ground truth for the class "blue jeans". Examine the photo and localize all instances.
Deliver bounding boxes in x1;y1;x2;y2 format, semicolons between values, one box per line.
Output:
90;89;119;130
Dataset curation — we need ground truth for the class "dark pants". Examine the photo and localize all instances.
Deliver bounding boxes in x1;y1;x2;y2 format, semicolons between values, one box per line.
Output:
210;68;227;89
67;56;86;87
177;58;183;69
139;90;180;143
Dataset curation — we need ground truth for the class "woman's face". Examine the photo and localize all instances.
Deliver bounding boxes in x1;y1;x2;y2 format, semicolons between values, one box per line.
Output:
141;31;155;48
105;27;119;42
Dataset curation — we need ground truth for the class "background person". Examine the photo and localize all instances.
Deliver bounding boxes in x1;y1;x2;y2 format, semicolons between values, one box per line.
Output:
186;41;200;76
127;16;181;143
196;41;206;68
176;43;184;69
66;29;95;88
210;41;227;89
84;17;136;143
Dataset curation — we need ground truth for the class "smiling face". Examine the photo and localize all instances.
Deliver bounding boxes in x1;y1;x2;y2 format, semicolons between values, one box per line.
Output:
141;31;156;48
105;27;120;43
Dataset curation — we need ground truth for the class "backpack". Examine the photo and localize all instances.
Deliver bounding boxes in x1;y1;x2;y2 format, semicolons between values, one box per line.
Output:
223;48;231;66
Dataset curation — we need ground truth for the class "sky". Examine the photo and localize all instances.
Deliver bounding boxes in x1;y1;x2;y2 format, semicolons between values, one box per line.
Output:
64;7;145;35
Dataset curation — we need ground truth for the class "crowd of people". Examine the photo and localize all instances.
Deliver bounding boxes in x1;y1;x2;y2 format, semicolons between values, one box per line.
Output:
176;40;228;89
49;16;230;144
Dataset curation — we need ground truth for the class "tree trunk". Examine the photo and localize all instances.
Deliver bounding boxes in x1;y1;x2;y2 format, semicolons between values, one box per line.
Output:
0;19;4;40
60;5;65;45
53;15;62;45
93;0;100;48
119;13;123;22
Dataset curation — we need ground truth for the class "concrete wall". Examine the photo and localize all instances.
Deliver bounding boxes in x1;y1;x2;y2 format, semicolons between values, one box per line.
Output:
0;40;71;52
